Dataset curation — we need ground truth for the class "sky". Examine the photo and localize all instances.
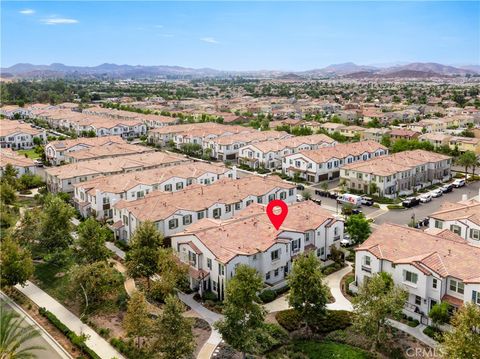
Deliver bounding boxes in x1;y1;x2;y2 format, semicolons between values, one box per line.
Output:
1;1;479;71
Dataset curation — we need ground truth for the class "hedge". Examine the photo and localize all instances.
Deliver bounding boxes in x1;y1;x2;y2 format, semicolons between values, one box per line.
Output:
38;307;101;359
259;289;277;303
276;309;353;333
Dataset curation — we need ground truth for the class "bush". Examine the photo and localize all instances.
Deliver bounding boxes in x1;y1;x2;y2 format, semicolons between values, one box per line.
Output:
387;204;404;210
259;289;277;303
275;309;302;332
38;307;101;359
110;337;146;359
423;326;443;341
256;323;289;354
202;290;218;302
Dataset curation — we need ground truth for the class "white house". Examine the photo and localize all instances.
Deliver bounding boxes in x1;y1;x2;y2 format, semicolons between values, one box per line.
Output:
352;223;480;325
0;148;36;177
111;175;297;241
171;201;344;299
0;120;46;149
283;140;388;182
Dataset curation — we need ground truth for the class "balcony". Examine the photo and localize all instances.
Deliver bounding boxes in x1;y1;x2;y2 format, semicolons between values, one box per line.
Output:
334;235;341;241
361;265;371;273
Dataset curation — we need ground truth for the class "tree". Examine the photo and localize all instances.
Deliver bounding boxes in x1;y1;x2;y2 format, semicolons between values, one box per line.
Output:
301;189;312;200
38;195;76;255
0;182;17;205
18;174;44;190
457;151;477;180
2;164;18;187
123;291;153;348
0;306;44;358
380;134;391;148
441;302;480;358
150;295;194;359
345;213;371;244
0;237;34;288
352;272;408;350
214;265;266;358
13;209;42;250
287;253;329;331
429;302;450;328
125;221;163;289
70;261;122;313
75;218;111;264
369;182;378;196
149;248;188;302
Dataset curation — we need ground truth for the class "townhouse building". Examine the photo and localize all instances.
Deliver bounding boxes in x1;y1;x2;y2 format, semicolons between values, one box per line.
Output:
111;176;296;241
362;128;390;142
45;151;190;194
0;148;36;177
239;134;336;170
352;223;480;325
388;129;421;141
205;130;291;161
320;122;346;134
171;201;344;299
340;150;452;197
73;162;235;220
283;140;388;182
63;143;154;163
428;198;480;246
0;120;47;149
82;106;178;128
45;136;126;165
448;136;480;154
338;125;366;139
419;133;451;149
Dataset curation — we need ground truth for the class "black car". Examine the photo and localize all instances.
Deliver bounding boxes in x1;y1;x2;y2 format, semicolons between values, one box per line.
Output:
402;197;420;208
328;191;339;199
352;209;363;215
311;198;322;205
296;184;305;191
441;183;454;193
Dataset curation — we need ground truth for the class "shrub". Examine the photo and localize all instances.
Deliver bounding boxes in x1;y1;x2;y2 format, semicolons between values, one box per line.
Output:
98;327;111;338
275;309;302;332
316;310;353;333
259;289;277;303
256;323;289;354
202;290;218;302
387;204;404;210
423;326;443;341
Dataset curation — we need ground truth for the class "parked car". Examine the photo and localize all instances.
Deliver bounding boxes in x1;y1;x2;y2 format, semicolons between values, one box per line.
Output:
296;184;305;191
453;178;466;188
352;209;363;215
361;196;374;206
419;194;432;203
402;197;420;208
296;194;305;202
429;189;443;198
441;183;454;193
311;198;322;205
328;191;339;199
340;234;353;247
33;159;44;167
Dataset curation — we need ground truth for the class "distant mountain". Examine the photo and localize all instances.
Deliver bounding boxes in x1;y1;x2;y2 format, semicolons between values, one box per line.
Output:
1;61;478;80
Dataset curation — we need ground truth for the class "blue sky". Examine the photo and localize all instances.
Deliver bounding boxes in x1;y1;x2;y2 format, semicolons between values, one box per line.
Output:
1;1;479;70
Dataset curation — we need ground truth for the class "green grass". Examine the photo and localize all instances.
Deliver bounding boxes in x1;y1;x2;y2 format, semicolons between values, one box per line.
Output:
17;149;41;159
269;340;373;359
34;262;72;303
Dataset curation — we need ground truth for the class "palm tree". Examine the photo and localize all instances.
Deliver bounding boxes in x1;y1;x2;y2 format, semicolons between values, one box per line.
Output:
0;306;44;358
457;151;477;181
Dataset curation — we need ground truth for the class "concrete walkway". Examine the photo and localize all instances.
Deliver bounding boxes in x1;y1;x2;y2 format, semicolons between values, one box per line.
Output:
388;320;438;348
178;292;223;359
15;281;125;359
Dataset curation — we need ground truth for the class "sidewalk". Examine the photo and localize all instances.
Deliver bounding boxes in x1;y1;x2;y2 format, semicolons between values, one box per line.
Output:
16;281;125;359
388;320;438;348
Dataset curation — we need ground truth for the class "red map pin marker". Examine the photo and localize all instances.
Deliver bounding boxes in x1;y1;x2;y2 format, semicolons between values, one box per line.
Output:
266;199;288;230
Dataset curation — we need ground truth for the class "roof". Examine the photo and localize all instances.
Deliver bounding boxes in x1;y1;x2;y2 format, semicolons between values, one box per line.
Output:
114;175;295;222
429;199;480;226
342;149;451;176
294;140;387;163
246;134;335;153
0;148;35;168
388;129;420;137
173;201;337;263
47;135;125;151
356;223;480;283
209;130;290;146
0;120;43;137
65;143;154;161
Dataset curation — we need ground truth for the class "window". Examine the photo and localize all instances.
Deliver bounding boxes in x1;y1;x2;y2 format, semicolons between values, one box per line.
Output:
212;281;217;291
213;208;221;219
450;225;461;235
183;215;192;225
470;229;480;241
187;178;193;185
364;256;371;266
235;202;241;210
449;279;464;294
246;199;253;206
305;232;311;242
137;191;144;198
317;247;325;257
288;189;294;196
432;278;438;289
404;270;418;284
415;295;421;306
168;218;178;229
188;251;197;266
165;184;173;191
266;272;271;280
218;263;225;276
197;211;204;220
434;220;443;229
207;258;212;270
268;194;275;202
274;268;279;277
279;192;286;200
257;196;263;203
176;182;184;190
271;249;280;261
291;238;301;252
225;204;232;213
472;290;480;305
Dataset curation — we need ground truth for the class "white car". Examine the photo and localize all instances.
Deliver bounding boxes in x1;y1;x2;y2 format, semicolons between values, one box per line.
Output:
340;234;353;247
429;189;443;198
419;194;432;203
453;178;466;188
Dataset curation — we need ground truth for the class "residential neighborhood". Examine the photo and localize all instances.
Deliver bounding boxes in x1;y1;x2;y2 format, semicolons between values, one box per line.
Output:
1;1;480;359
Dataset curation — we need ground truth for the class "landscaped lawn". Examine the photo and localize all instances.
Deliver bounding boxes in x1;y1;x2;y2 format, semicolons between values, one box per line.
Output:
269;340;373;359
34;262;72;304
17;149;41;159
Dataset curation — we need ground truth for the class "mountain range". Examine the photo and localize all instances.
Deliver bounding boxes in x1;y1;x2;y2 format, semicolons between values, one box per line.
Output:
1;62;478;80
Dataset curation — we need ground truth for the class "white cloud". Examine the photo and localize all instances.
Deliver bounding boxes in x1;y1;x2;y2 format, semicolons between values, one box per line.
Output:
200;37;219;44
19;9;35;15
40;18;79;25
